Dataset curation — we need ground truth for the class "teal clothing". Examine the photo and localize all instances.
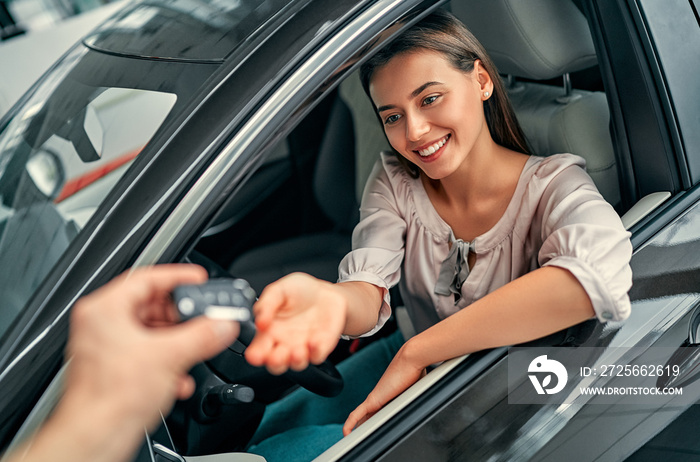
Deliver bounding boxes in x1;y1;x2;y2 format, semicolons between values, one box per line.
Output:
247;330;404;461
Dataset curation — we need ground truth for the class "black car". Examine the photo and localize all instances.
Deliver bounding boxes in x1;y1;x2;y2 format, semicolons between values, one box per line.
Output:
1;0;699;460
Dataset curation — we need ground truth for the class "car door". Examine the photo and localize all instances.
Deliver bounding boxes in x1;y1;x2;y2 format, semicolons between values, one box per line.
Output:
329;0;700;461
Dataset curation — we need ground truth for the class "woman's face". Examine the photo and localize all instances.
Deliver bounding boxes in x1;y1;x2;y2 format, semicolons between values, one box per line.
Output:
369;50;493;180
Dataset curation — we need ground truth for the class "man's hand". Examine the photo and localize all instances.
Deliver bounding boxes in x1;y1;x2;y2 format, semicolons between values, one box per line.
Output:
18;264;241;462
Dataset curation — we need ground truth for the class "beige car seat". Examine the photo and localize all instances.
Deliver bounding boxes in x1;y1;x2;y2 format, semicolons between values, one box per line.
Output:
453;0;621;209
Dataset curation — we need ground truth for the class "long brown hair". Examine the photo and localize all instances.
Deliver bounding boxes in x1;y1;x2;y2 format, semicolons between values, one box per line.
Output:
360;9;530;177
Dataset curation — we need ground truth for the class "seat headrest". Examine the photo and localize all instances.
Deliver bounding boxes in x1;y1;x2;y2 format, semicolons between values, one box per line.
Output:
452;0;597;80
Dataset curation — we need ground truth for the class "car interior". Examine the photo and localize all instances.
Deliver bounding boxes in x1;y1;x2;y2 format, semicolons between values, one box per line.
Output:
174;0;672;458
195;0;642;332
198;0;645;291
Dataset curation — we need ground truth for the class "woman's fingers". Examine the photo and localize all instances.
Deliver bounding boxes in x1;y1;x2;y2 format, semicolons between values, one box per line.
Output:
289;344;310;371
247;332;313;374
246;273;346;372
254;273;317;328
253;283;288;332
343;402;377;436
342;410;361;436
245;330;276;366
266;343;292;375
308;335;335;365
343;356;427;436
247;326;335;373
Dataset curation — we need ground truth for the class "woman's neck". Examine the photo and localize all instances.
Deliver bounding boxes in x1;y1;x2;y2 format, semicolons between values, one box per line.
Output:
420;140;529;241
425;139;521;206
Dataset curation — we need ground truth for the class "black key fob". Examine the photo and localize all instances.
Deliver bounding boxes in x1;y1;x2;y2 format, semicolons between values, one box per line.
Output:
172;278;254;322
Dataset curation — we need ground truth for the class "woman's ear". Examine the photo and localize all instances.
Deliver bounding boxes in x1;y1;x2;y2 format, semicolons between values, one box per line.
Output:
474;59;494;100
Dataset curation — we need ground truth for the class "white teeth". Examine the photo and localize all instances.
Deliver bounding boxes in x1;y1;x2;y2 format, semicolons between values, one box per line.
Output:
418;135;448;157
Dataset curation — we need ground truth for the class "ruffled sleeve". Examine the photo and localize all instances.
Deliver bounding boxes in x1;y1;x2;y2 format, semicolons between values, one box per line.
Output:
338;155;408;336
536;156;633;322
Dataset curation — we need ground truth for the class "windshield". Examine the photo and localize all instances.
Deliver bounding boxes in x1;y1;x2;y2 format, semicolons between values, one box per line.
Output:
0;0;306;342
0;46;177;339
84;0;292;62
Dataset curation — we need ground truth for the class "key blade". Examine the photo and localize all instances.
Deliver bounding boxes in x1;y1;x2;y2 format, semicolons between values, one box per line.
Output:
204;305;251;322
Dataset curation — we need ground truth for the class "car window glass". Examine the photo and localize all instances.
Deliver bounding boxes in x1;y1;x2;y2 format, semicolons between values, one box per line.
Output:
0;49;177;340
83;0;291;62
54;87;176;227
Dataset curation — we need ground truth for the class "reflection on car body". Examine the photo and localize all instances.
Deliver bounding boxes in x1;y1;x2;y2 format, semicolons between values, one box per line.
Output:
0;0;699;461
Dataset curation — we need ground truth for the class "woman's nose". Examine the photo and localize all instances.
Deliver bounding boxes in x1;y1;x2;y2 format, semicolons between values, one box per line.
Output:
405;113;430;142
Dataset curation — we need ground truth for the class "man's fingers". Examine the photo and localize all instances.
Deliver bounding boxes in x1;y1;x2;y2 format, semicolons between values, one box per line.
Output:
81;265;207;323
158;317;239;371
124;264;208;300
175;375;196;401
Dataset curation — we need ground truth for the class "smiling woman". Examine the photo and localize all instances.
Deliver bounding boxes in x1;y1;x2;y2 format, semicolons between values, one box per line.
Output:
370;52;494;180
361;10;529;180
242;8;633;462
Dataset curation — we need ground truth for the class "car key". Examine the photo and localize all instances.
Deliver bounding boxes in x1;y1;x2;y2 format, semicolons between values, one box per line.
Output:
172;278;255;322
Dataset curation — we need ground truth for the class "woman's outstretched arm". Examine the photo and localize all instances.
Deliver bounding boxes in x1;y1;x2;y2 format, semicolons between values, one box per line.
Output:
343;265;594;435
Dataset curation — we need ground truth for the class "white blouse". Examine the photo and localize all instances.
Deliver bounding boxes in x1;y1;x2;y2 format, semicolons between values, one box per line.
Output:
338;152;633;337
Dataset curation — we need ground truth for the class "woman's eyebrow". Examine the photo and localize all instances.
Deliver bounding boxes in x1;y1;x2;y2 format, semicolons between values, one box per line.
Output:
376;104;396;113
376;81;444;113
411;81;442;98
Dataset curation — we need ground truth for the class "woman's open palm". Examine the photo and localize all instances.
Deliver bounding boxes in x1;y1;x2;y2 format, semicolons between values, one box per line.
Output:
245;273;347;374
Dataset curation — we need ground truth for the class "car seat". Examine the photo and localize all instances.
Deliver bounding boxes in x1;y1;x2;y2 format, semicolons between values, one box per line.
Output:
228;88;386;293
452;0;622;210
338;72;393;204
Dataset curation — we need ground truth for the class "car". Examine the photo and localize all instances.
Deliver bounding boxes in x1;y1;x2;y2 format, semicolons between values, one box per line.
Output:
0;0;699;460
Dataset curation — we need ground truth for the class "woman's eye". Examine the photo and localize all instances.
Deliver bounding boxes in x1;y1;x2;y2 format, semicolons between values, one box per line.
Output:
384;114;401;125
422;95;439;106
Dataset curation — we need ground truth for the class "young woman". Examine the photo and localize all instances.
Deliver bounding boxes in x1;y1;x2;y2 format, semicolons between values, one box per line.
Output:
244;9;632;460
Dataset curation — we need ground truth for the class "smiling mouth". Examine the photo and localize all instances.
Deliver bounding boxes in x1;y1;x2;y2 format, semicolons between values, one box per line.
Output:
416;134;450;157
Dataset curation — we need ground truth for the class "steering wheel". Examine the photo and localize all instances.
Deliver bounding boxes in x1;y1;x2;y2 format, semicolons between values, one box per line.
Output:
184;252;344;397
235;317;344;397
